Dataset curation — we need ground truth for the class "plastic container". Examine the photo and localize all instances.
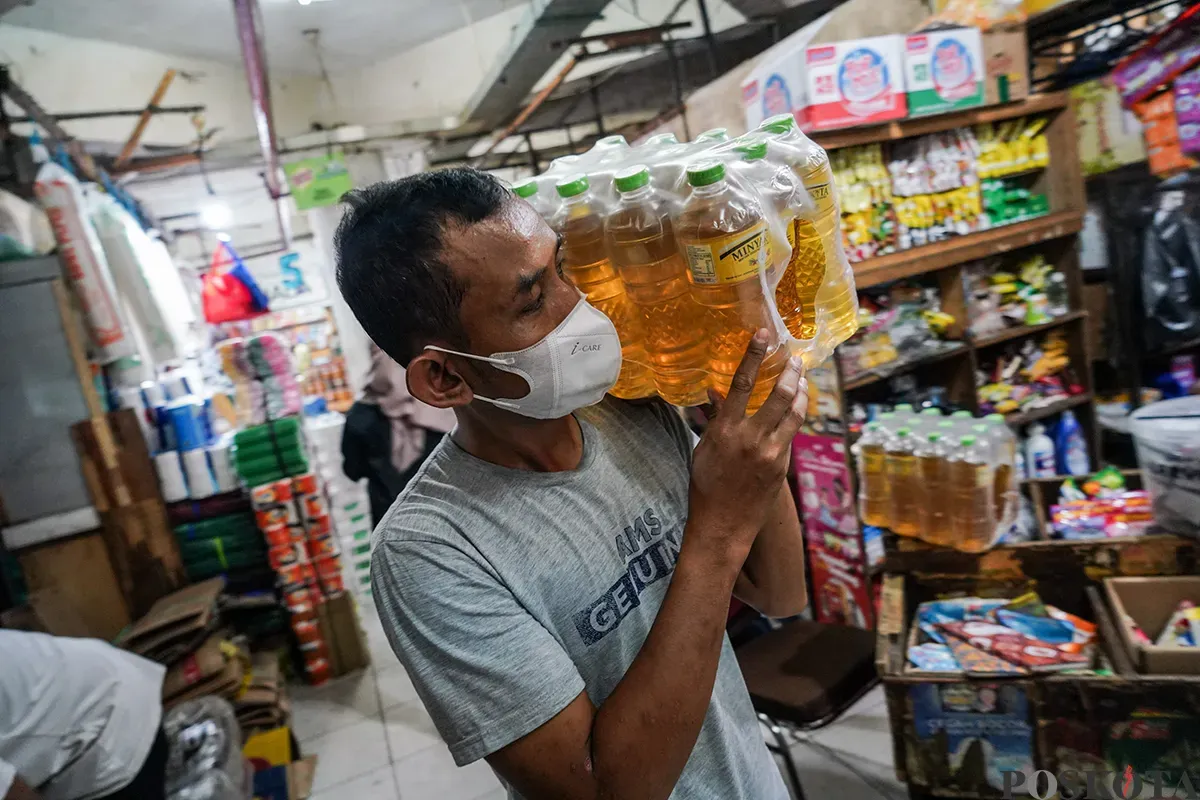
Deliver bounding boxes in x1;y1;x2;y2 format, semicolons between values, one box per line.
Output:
605;165;710;406
1056;410;1090;476
675;160;788;412
1130;396;1200;537
554;174;656;400
1025;422;1057;478
916;431;951;546
885;427;921;537
949;434;997;553
853;422;891;528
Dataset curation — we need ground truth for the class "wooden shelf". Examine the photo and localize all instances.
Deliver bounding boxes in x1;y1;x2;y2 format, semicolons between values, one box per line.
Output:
843;342;970;391
851;211;1085;289
1004;392;1093;427
811;93;1070;151
971;310;1087;349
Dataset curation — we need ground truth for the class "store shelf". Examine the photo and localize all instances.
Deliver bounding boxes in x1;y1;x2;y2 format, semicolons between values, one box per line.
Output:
971;310;1087;349
851;211;1085;289
1020;467;1141;488
1004;392;1094;427
811;93;1069;151
843;342;970;391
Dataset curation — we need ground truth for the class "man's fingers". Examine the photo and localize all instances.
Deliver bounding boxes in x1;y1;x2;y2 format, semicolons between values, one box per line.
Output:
723;329;769;419
771;376;809;444
751;356;803;429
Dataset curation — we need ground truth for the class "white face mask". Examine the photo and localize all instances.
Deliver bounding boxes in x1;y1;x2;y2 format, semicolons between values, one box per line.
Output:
425;296;622;420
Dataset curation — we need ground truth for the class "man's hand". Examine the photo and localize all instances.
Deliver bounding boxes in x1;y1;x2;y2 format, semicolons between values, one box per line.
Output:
689;329;807;568
5;777;41;800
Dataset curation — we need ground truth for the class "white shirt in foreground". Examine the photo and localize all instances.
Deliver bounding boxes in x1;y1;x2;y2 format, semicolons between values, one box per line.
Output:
0;630;166;800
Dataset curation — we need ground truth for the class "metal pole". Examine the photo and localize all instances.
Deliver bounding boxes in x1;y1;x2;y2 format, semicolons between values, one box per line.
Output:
523;132;539;173
664;38;691;140
589;78;606;136
696;0;720;79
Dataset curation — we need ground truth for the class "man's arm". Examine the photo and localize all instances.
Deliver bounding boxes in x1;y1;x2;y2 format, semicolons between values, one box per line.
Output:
487;333;807;800
735;484;808;617
2;761;40;800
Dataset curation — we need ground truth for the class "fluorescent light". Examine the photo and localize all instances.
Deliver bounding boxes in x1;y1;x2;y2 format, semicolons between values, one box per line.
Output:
200;202;232;230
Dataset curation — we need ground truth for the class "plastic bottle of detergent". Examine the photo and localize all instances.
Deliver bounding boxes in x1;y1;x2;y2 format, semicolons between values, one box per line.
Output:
1024;422;1058;478
675;160;788;413
554;174;656;400
605;165;709;406
1056;410;1091;476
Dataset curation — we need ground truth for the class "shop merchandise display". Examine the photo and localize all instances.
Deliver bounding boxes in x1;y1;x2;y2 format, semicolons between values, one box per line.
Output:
1154;600;1200;648
904;27;986;117
831;144;897;261
963;252;1070;338
521;124;860;411
838;282;958;381
305;413;374;599
975;330;1084;414
217;334;303;427
906;592;1100;675
853;405;1018;551
1131;396;1200;537
163;697;252;800
805;35;909;130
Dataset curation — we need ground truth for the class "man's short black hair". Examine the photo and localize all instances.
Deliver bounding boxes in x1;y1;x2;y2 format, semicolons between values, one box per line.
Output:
334;167;510;366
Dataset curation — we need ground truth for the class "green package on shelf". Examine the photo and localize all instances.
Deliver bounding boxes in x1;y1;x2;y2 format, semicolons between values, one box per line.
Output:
235;453;309;482
173;515;261;541
233;430;303;460
235;418;301;447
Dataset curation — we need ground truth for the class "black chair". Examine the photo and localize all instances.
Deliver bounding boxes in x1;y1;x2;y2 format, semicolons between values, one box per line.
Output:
735;619;881;799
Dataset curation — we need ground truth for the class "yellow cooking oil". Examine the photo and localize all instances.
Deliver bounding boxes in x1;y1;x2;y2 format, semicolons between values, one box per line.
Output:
915;431;951;546
605;165;710;406
674;160;787;413
949;435;997;553
885;427;920;537
853;422;891;528
554;174;656;399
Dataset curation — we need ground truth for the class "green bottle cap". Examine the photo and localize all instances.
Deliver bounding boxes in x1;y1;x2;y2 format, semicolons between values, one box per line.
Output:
938;420;955;428
896;427;912;437
879;412;897;420
866;422;881;432
921;408;942;416
697;127;729;142
951;410;972;418
928;432;942;442
736;140;768;161
759;113;796;134
686;160;726;187
895;403;914;413
972;424;990;433
646;133;679;145
961;435;977;446
986;413;1006;424
556;174;590;198
614;165;651;193
597;135;628;147
512;178;538;199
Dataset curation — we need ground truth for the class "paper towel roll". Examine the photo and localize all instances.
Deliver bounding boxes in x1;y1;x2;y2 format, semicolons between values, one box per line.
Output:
154;451;188;503
181;448;216;499
207;441;238;493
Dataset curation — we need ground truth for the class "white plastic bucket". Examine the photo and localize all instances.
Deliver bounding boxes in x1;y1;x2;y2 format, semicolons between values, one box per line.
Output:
1130;396;1200;537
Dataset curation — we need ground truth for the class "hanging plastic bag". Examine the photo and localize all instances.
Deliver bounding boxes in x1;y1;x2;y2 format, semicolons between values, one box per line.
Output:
216;239;271;313
202;240;270;324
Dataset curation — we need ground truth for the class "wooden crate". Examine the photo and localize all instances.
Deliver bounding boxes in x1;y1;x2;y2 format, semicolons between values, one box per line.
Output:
876;536;1200;799
70;409;184;618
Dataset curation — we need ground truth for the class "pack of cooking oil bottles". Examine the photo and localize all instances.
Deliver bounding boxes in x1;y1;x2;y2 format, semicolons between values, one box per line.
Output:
513;124;861;412
852;406;1019;552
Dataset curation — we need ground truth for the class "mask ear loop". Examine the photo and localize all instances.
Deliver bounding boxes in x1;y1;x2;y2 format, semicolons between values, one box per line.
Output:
423;345;523;411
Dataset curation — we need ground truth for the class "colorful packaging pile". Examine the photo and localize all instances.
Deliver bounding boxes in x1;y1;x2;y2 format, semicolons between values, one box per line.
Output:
976;330;1085;415
907;593;1101;675
838;283;957;381
832;144;897;261
517;120;860;411
233;418;309;486
889;129;984;249
251;473;345;685
218;333;302;428
305;413;374;598
964;252;1070;339
1050;467;1152;540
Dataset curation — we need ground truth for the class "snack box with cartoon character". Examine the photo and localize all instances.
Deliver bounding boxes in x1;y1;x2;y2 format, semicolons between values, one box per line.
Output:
905;27;985;117
805;35;908;130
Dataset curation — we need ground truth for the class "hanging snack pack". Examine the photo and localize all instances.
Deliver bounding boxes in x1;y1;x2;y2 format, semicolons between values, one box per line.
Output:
520;127;860;411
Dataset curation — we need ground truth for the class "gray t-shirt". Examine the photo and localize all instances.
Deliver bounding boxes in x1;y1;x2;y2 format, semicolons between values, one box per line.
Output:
371;397;788;800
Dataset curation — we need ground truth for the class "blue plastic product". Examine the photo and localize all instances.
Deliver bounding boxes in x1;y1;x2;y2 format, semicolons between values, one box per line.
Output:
1056;410;1090;476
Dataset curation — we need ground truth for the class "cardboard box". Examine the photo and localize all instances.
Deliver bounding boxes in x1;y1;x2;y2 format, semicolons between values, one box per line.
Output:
1104;576;1200;675
805;35;908;130
117;576;225;663
983;25;1029;105
318;592;370;676
905;27;986;117
740;23;824;131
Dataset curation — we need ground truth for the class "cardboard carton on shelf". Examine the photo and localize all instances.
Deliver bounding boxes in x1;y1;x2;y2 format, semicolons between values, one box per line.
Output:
805;35;909;130
905;26;986;116
982;24;1029;105
1105;576;1200;675
116;576;225;664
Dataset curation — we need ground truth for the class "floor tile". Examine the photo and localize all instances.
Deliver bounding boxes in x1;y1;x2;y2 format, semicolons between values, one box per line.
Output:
305;718;392;793
384;701;445;762
309;763;399;800
291;668;382;743
376;663;422;711
780;739;889;800
808;698;894;770
393;743;503;800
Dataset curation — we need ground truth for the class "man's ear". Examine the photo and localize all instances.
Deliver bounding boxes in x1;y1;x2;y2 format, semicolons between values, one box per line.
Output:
406;350;474;409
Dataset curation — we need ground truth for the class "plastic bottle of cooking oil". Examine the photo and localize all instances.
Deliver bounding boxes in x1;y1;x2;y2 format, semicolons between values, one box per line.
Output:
949;409;975;436
512;177;558;220
554;174;656;400
983;414;1019;529
734;138;806;340
915;431;952;546
886;427;921;537
605;165;710;406
675;160;788;413
876;411;898;437
759;113;858;343
696;128;731;143
853;422;891;528
949;435;997;553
